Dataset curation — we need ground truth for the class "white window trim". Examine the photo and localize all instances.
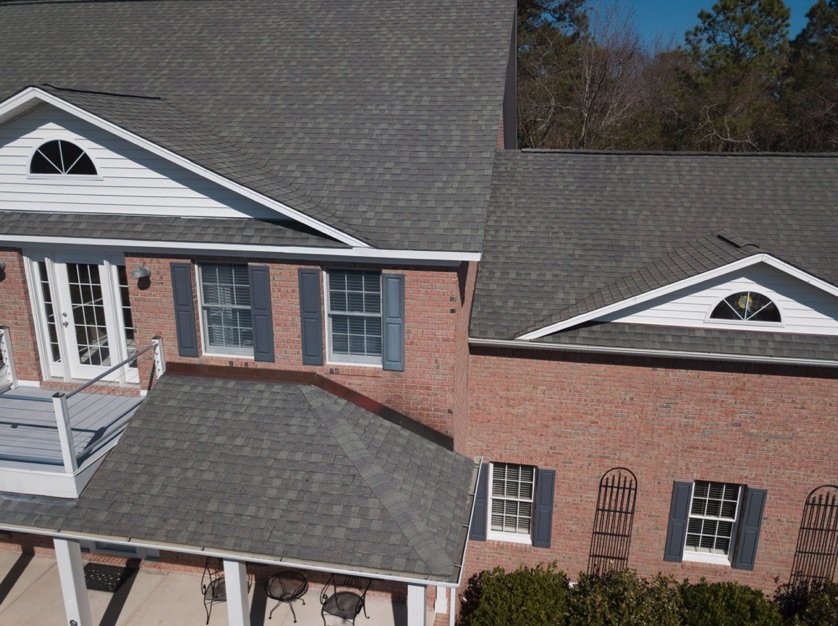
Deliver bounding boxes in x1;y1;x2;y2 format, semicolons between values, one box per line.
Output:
195;263;255;359
323;270;383;368
704;290;784;328
486;462;534;545
27;140;102;180
682;481;742;567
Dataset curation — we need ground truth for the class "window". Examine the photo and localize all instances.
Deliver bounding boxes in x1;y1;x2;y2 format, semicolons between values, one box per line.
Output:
326;269;382;365
489;463;535;541
30;140;97;175
685;481;742;563
710;291;781;323
198;264;253;356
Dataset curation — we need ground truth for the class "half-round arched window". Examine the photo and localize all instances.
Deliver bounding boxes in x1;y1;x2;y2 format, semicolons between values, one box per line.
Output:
710;291;781;323
30;140;97;175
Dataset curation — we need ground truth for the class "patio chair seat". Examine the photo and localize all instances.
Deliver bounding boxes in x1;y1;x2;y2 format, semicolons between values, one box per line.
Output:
322;590;364;620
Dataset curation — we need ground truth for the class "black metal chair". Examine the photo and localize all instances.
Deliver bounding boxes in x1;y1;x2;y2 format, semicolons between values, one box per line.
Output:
320;574;371;626
200;558;226;625
264;570;308;622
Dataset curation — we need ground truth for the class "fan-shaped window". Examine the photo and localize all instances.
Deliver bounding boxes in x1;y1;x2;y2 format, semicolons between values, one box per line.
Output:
30;140;97;176
710;291;781;323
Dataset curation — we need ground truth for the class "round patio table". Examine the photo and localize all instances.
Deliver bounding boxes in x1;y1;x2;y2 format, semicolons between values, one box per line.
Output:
264;570;308;623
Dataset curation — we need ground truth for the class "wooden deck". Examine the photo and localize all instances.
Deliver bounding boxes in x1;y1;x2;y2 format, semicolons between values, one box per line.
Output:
0;387;142;467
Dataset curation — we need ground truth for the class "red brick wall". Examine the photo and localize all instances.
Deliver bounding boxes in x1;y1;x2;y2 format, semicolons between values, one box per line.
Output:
127;254;469;437
463;348;838;593
0;248;42;382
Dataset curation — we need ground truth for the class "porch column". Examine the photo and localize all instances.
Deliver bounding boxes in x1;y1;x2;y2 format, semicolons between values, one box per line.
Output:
54;538;92;626
223;559;250;626
407;583;428;626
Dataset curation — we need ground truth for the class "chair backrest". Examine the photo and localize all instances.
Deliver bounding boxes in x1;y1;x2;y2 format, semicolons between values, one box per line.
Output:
201;558;224;594
320;573;371;605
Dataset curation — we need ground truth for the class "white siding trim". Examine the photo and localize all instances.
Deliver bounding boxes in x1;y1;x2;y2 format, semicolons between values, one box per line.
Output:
0;87;369;248
0;234;480;263
518;255;838;340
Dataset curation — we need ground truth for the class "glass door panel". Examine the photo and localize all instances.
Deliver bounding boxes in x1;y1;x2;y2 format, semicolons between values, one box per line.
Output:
67;263;112;367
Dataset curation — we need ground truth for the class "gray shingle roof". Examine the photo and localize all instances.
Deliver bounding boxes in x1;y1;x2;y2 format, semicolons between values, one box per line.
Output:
472;151;838;353
0;211;346;248
540;322;838;364
0;374;478;582
0;0;516;252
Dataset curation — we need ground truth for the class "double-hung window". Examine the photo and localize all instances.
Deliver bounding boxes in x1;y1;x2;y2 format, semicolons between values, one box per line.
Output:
684;481;742;564
489;462;536;542
198;263;254;356
326;269;382;365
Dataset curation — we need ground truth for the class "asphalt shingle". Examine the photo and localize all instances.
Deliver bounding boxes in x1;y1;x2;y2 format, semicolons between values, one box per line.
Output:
472;150;838;363
0;0;516;252
0;374;478;582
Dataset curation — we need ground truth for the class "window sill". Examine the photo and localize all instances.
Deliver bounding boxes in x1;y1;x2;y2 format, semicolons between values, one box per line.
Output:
682;551;732;566
202;351;255;360
487;531;533;545
326;358;382;369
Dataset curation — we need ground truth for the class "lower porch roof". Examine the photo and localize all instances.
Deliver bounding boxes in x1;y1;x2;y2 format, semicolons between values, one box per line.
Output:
0;368;479;585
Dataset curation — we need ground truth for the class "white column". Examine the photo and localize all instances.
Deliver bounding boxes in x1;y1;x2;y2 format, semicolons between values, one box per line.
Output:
223;559;250;626
449;587;457;626
407;584;428;626
434;585;448;614
54;538;92;626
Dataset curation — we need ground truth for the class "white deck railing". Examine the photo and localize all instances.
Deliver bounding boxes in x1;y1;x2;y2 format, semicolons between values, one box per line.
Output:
0;326;17;392
1;333;166;474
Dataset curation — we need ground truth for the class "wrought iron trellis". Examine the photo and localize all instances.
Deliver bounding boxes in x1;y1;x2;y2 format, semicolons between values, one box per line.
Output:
587;467;638;575
789;485;838;587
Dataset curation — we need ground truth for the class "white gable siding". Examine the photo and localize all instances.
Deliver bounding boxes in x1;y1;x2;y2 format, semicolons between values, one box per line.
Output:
602;263;838;335
0;103;278;219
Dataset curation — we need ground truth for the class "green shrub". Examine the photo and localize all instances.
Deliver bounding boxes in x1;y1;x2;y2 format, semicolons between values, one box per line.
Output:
773;580;838;625
459;562;570;626
680;579;783;626
565;569;682;626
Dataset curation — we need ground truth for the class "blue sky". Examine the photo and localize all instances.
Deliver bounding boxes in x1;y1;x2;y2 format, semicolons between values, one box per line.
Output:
588;0;816;48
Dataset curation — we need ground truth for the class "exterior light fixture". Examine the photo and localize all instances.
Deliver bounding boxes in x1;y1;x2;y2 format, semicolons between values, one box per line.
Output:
131;264;151;280
0;261;5;272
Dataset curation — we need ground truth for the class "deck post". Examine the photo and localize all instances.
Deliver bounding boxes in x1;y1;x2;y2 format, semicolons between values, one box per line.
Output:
151;336;166;379
53;393;78;473
0;326;17;390
407;583;428;626
54;538;93;626
223;559;250;626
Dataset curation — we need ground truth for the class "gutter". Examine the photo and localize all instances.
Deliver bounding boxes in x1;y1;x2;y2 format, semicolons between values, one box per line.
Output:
468;337;838;368
0;522;462;588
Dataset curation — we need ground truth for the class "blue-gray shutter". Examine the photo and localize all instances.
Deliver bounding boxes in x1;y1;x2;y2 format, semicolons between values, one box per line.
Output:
298;269;323;365
733;488;767;570
381;273;405;371
532;468;556;548
469;464;488;541
170;263;198;357
248;265;274;362
664;481;693;562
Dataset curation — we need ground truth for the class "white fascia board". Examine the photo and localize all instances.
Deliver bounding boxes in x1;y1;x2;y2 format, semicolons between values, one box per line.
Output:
469;337;838;368
0;522;458;588
0;87;369;248
517;254;838;340
0;234;480;264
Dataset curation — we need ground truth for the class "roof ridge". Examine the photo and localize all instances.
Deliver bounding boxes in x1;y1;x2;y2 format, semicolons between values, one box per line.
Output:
516;148;838;158
299;386;453;575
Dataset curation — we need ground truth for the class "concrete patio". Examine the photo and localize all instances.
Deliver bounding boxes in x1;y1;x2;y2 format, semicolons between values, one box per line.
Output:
0;550;417;625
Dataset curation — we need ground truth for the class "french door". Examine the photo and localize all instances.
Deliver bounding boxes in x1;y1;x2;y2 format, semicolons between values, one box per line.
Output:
28;253;137;383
